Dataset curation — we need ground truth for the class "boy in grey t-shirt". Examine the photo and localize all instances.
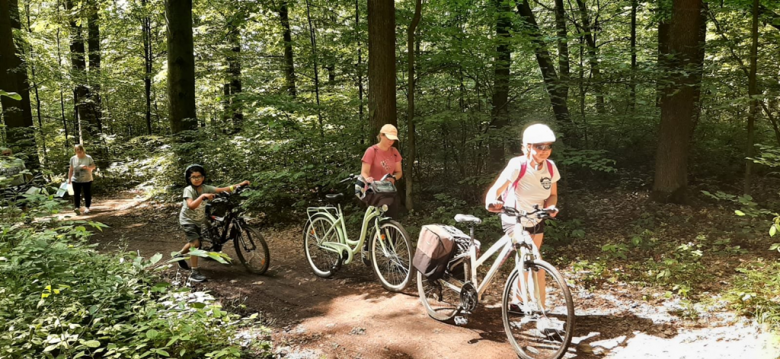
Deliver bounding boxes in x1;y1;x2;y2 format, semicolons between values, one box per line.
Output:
175;164;250;282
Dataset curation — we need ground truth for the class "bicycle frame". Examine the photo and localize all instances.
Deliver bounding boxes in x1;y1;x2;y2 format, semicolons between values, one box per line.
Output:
445;225;542;303
306;203;387;265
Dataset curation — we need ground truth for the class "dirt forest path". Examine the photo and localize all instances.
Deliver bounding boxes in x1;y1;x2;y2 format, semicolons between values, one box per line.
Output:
78;193;780;359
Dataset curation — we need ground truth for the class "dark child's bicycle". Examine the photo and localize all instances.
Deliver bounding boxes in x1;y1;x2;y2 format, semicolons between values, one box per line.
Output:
202;186;270;274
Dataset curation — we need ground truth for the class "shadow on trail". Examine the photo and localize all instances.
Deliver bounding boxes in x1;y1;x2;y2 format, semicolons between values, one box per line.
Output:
445;306;670;358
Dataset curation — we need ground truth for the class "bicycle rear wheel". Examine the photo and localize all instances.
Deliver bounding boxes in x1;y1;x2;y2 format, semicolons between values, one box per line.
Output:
370;220;413;292
502;260;574;359
303;216;342;278
417;270;462;322
233;225;270;274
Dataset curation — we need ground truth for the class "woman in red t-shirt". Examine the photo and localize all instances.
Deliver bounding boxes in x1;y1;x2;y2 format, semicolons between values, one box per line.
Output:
360;124;403;218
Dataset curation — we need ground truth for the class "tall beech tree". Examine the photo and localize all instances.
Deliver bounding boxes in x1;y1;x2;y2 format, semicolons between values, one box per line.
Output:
516;0;570;125
0;0;36;163
278;0;296;97
165;0;197;133
367;0;397;138
405;0;421;211
488;0;511;168
652;0;707;203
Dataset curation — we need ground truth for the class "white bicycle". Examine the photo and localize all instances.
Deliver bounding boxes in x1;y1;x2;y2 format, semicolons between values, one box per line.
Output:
417;205;574;359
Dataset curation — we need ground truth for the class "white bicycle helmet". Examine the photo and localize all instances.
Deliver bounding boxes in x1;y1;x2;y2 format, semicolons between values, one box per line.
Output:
522;124;556;145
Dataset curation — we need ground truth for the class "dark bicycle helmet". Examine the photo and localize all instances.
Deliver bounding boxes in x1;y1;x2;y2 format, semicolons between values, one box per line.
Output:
184;164;207;186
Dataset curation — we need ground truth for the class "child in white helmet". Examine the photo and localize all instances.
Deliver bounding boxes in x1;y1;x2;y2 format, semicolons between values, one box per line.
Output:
485;123;560;311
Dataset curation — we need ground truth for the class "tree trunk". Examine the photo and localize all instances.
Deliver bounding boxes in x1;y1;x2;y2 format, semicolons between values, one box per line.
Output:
304;0;323;136
652;0;706;203
142;0;153;134
489;0;511;168
405;0;421;211
355;0;365;144
656;2;671;108
367;0;397;139
87;0;102;133
24;2;46;165
629;0;637;112
279;0;297;97
165;0;197;133
554;0;569;100
744;0;759;194
55;7;70;147
0;0;36;163
516;0;570;125
65;0;99;139
228;31;243;131
575;0;604;114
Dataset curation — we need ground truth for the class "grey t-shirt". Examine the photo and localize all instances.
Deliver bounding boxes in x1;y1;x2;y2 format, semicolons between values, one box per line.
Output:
179;185;217;226
70;155;95;183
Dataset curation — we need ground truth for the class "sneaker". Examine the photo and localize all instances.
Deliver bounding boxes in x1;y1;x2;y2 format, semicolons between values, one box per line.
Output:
74;208;80;215
83;208;91;214
174;253;190;270
189;269;207;282
536;317;565;337
508;301;525;315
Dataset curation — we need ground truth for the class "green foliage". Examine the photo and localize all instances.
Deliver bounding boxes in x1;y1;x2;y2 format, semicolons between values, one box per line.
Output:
558;149;617;173
544;218;585;245
571;259;611;288
723;260;780;331
640;242;707;298
0;196;272;358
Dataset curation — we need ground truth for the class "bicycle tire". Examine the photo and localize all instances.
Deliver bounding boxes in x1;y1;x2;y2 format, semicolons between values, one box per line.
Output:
303;215;342;278
370;220;413;292
233;225;270;274
502;260;574;359
417;270;463;322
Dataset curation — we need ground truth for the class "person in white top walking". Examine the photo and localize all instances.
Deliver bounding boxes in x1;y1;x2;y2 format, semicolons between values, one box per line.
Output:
67;144;97;214
485;123;560;309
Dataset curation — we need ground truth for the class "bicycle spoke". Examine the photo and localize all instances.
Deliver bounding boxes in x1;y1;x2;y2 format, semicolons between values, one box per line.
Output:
503;262;574;359
371;221;412;292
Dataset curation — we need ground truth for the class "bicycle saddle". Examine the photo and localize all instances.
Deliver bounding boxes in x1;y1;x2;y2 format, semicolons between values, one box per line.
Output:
454;214;482;225
325;193;344;200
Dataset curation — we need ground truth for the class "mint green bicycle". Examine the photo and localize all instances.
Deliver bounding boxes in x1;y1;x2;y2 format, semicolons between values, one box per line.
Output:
303;174;413;292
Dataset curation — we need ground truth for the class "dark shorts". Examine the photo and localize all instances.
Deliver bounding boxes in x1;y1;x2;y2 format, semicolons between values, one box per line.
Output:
182;224;204;243
502;220;545;236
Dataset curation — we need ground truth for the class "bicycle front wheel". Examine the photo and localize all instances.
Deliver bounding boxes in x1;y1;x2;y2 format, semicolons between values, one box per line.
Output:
233;225;270;274
502;260;574;359
303;216;342;278
370;220;413;292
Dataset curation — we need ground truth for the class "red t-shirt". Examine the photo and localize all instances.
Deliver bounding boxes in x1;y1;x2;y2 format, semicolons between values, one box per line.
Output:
361;145;402;181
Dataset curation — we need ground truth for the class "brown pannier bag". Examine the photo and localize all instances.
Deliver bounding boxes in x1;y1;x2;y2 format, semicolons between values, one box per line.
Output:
413;225;469;281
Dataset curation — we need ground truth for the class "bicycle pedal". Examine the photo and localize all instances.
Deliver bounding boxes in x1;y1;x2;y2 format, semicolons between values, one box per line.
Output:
454;316;469;326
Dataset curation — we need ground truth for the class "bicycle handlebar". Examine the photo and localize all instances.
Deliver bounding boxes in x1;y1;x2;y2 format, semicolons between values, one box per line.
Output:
339;174;358;183
499;203;557;222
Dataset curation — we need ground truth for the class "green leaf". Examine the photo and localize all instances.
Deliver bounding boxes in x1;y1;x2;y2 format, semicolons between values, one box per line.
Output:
735;210;746;216
771;225;777;237
154;349;170;357
83;340;101;348
146;329;159;339
149;253;162;265
0;90;21;100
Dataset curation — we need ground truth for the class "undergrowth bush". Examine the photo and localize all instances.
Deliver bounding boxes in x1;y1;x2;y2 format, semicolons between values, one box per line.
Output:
723;260;780;331
0;196;272;358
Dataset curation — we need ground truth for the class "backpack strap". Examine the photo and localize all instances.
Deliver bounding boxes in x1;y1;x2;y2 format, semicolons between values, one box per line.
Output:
546;159;554;178
502;159;528;208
